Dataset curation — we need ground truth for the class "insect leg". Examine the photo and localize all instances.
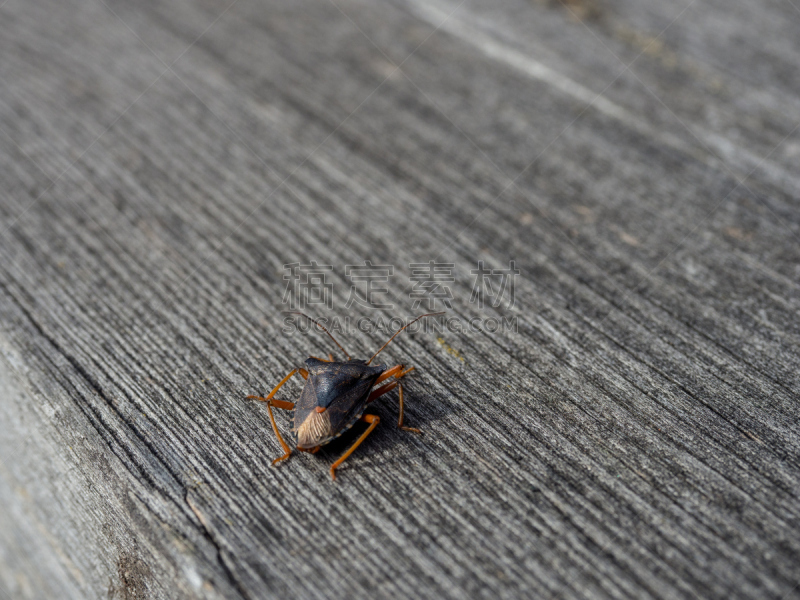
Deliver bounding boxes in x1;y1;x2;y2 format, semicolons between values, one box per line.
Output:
266;403;293;466
374;364;415;385
329;414;380;481
245;368;306;466
397;365;415;379
246;398;295;411
375;365;402;385
397;382;420;433
245;366;306;406
367;381;421;433
367;380;397;402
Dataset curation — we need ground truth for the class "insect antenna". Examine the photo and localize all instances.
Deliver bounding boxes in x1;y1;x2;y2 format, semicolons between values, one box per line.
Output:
366;312;445;365
283;312;351;360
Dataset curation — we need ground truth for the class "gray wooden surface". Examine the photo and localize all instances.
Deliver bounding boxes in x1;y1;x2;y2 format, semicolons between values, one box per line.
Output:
1;0;799;598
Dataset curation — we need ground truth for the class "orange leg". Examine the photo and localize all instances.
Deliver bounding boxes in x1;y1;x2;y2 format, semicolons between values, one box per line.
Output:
245;368;306;465
368;361;414;401
329;414;380;481
375;364;402;385
247;398;294;411
375;365;414;385
397;383;420;433
374;364;415;385
367;381;420;433
368;380;398;402
398;365;415;378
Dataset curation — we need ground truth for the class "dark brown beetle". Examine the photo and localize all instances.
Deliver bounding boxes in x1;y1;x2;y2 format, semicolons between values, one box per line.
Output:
247;312;442;480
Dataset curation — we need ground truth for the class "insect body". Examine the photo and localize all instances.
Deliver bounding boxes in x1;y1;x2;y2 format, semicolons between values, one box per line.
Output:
293;358;384;449
247;312;441;480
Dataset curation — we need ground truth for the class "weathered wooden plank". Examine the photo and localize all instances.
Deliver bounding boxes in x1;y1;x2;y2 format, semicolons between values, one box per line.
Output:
1;0;799;598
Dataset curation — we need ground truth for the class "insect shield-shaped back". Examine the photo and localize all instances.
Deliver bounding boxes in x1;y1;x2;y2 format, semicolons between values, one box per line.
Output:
292;358;385;449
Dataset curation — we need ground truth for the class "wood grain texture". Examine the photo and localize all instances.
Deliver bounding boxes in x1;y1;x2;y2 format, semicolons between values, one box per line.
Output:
1;0;799;598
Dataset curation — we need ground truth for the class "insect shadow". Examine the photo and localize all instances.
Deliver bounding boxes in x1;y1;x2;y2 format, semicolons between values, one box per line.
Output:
247;311;443;480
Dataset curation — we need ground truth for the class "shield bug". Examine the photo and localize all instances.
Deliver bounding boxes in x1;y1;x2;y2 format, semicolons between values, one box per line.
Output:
247;312;443;480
